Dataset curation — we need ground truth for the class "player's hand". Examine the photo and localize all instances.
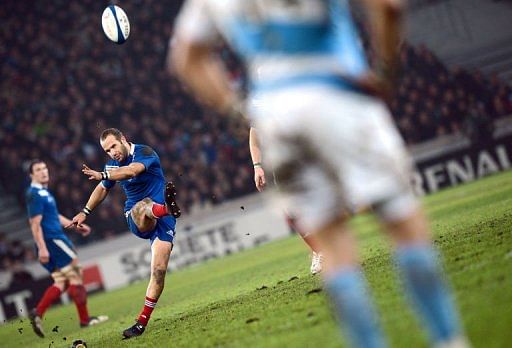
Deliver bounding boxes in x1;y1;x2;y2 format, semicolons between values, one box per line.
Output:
357;72;390;99
38;248;50;264
222;94;247;120
66;212;87;229
82;164;102;181
254;167;266;192
359;63;399;101
76;223;91;237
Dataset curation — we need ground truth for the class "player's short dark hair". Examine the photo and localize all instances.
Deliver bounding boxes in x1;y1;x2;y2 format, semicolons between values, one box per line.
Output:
100;128;124;142
28;159;45;174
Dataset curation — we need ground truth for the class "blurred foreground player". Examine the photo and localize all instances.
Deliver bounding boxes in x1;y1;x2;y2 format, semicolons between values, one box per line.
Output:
170;1;468;347
68;128;181;339
249;126;323;274
26;160;108;337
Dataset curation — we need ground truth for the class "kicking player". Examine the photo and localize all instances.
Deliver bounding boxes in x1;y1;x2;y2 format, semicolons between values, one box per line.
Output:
170;1;468;347
26;159;108;338
249;126;323;274
68;128;181;339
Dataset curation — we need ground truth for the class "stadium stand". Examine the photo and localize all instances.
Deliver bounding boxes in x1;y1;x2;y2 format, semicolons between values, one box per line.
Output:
389;43;512;144
0;0;511;270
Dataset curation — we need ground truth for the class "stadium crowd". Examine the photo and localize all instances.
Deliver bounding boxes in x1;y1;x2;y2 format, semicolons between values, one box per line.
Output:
0;232;36;273
0;0;511;267
391;43;512;143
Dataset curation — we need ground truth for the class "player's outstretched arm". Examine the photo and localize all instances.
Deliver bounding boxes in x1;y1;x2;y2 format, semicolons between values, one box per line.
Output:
170;39;240;115
67;183;109;229
249;127;266;192
82;163;145;182
59;214;91;236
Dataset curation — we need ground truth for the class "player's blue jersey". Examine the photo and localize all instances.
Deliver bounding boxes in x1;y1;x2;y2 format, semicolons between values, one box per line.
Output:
26;183;65;239
101;143;166;213
176;0;369;93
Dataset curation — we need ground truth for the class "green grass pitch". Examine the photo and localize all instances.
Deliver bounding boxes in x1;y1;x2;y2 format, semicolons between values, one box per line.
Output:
1;171;511;347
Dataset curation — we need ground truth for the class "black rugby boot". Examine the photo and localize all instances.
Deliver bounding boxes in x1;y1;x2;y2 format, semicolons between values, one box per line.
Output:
164;181;181;218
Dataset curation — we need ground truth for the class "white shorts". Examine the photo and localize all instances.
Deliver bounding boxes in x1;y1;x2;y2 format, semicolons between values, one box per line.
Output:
251;85;419;233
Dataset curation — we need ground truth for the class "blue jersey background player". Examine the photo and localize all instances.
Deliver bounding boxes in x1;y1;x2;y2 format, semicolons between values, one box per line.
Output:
170;1;468;347
69;128;181;339
26;159;108;338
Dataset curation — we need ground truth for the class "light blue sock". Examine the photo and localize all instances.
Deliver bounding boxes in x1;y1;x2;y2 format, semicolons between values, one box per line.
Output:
396;244;461;343
324;268;387;348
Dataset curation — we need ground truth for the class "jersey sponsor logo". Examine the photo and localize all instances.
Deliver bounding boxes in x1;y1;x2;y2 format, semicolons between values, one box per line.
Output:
38;190;49;197
105;165;119;170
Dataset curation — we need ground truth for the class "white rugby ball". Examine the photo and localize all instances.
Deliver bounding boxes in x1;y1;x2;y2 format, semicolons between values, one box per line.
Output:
101;5;130;44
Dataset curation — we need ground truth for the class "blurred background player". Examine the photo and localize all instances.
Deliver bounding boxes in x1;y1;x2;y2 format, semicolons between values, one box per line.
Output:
249;126;323;274
170;1;469;347
68;128;181;339
26;159;108;337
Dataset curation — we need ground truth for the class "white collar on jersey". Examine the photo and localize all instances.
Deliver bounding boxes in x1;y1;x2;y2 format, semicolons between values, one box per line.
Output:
129;142;135;155
31;182;46;189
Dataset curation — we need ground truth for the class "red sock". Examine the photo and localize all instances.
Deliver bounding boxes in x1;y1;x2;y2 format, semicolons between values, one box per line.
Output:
36;285;62;317
68;284;90;324
286;214;320;252
138;296;157;326
151;203;167;218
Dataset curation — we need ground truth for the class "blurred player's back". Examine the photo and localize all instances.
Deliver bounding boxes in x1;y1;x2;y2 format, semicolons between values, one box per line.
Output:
178;0;368;95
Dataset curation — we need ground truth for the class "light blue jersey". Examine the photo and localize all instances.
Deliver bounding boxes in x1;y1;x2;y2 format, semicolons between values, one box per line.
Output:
175;0;369;93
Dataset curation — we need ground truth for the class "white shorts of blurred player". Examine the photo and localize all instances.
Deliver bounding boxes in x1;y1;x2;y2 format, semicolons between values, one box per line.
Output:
250;84;419;234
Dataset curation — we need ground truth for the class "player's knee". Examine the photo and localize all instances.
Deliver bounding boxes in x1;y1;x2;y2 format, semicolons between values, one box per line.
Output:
61;264;83;284
72;263;83;277
131;201;143;220
132;198;152;217
51;271;68;289
133;199;157;229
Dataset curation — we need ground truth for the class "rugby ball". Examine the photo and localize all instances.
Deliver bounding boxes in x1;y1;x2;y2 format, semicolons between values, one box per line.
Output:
101;5;130;44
